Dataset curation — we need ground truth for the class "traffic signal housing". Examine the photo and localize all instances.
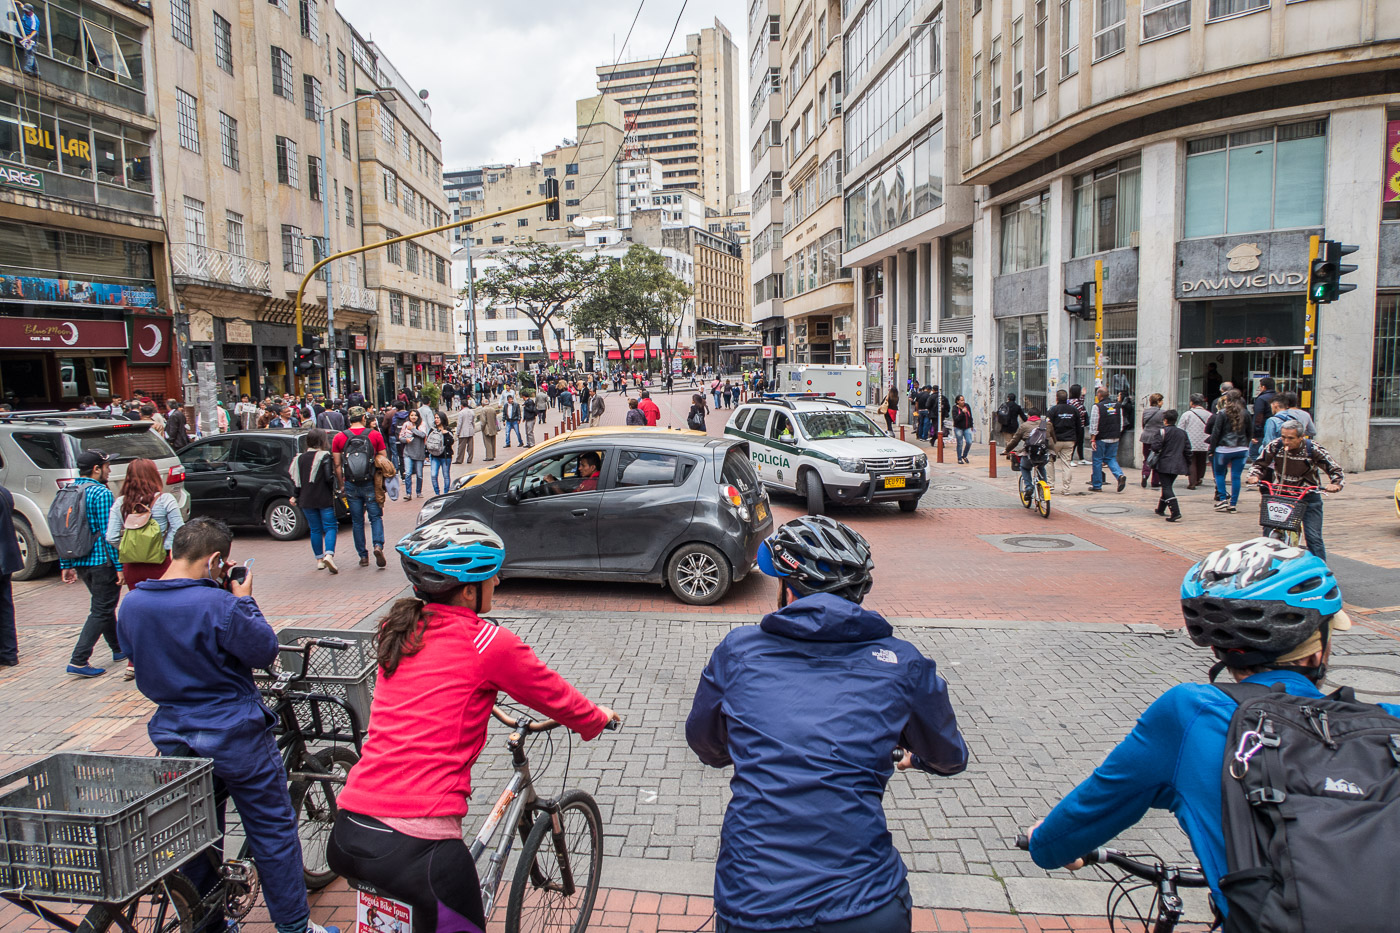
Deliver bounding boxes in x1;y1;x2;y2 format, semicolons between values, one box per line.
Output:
294;345;316;375
544;177;560;221
1064;281;1096;321
1309;239;1359;304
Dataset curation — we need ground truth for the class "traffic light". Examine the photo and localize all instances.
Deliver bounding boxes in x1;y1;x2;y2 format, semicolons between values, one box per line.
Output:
294;345;316;375
1309;239;1358;304
544;177;560;221
1064;281;1095;320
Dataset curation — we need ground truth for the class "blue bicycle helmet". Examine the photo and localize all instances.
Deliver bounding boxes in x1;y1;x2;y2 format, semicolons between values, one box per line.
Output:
1180;537;1342;663
396;519;505;596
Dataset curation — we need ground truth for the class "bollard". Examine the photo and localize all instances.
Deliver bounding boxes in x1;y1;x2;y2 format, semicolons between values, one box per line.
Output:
988;441;998;478
899;425;905;442
936;432;944;463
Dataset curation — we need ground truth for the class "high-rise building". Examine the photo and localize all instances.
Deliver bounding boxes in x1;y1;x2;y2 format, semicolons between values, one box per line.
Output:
748;0;786;378
597;19;742;215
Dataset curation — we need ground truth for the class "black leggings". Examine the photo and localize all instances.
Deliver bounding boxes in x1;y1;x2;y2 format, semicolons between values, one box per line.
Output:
327;811;486;933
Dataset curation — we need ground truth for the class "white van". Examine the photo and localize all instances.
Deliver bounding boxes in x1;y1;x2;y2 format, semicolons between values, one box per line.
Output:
774;364;870;408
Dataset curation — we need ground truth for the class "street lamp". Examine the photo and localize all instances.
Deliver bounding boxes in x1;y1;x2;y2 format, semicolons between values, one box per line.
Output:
318;86;396;399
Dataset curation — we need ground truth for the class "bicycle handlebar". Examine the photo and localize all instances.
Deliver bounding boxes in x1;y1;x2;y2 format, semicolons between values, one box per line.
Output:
265;638;352;696
490;705;623;733
1014;834;1207;888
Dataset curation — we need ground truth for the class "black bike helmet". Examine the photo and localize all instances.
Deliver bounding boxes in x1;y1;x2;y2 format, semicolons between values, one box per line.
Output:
757;515;874;603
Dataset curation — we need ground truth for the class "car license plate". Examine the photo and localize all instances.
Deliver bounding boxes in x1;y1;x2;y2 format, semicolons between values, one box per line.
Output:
884;476;907;489
755;500;768;522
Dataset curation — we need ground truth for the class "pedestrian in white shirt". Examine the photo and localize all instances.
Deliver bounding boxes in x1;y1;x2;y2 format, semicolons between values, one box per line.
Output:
454;399;476;464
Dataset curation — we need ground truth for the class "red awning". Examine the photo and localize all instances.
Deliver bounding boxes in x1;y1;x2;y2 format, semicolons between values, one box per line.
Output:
547;351;577;360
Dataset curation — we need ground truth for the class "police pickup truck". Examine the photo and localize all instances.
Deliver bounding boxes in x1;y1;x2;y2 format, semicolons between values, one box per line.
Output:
724;395;928;514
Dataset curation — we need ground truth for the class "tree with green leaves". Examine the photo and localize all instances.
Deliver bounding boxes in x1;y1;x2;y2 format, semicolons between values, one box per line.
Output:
574;244;691;374
473;241;604;364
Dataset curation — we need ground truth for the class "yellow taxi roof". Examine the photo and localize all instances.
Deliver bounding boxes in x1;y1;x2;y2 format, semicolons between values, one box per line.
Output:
461;425;707;488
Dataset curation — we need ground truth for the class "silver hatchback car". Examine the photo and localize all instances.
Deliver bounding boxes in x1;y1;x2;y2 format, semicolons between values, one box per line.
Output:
0;413;190;580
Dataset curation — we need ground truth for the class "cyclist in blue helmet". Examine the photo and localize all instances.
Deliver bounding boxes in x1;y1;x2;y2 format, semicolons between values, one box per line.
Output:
687;515;968;933
1023;537;1396;919
328;519;618;933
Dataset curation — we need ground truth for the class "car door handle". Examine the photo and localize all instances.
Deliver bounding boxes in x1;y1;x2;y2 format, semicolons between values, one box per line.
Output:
571;508;588;517
225;477;238;488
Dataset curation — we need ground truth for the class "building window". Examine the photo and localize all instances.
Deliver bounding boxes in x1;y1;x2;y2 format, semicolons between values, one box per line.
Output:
386;230;401;264
999;190;1050;274
171;0;194;47
218;112;239;171
345;186;354;226
989;36;1002;125
271;47;294;100
436;255;446;284
390;292;403;325
299;0;319;39
1374;295;1400;419
337;49;347;89
406;242;420;273
505;329;519;341
183;196;206;247
1060;0;1079;78
971;53;982;136
213;13;233;73
517;218;528;226
1094;0;1126;60
863;266;884;328
174;88;200;152
999;314;1050;414
275;137;298;186
282;224;303;273
226;211;246;256
1143;0;1191;39
942;228;973;321
383;169;397;204
341;119;351;155
566;163;579;175
492;236;505;245
1072;155;1141;256
307;155;322;201
1033;0;1048;96
1011;19;1024;112
1183;121;1327;238
303;74;322;121
1073;309;1137;400
380;106;395;144
1208;0;1268;20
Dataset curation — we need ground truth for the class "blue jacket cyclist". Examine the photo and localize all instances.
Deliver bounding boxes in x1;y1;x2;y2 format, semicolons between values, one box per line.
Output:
1026;537;1400;918
117;517;337;933
687;515;969;933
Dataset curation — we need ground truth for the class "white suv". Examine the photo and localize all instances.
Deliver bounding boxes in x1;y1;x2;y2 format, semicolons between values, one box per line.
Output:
724;397;928;514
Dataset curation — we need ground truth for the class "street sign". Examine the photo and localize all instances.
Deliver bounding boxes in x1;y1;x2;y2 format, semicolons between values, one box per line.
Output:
911;333;967;356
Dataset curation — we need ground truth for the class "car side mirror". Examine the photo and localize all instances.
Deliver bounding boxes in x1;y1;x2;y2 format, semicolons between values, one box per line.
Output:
779;433;794;444
505;486;521;505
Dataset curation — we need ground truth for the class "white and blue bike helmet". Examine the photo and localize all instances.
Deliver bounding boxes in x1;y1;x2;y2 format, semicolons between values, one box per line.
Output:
396;519;505;597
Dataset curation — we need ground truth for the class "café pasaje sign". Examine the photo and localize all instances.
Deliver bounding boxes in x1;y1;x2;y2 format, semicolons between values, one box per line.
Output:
0;316;128;350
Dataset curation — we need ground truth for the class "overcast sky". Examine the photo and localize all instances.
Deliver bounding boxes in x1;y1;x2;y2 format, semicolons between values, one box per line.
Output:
335;0;750;172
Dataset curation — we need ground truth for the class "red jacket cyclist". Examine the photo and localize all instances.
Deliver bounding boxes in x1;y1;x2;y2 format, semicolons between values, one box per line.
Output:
328;520;619;933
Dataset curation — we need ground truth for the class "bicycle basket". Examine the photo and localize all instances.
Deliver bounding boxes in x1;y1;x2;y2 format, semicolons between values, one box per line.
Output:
1259;493;1305;531
0;754;218;903
253;627;377;740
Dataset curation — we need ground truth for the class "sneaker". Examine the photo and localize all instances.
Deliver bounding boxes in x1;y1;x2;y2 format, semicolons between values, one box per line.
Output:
323;553;338;575
1088;486;1103;492
123;662;136;680
1116;475;1127;493
67;664;106;677
307;923;340;933
374;546;387;568
112;651;130;662
358;555;370;567
1214;501;1230;512
316;557;326;570
1227;505;1237;512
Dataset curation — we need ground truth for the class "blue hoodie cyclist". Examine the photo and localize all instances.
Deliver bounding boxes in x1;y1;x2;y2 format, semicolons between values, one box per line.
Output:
686;515;969;933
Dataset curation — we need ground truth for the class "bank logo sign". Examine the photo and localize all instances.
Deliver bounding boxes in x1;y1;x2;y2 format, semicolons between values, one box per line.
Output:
1177;237;1310;299
1226;243;1261;272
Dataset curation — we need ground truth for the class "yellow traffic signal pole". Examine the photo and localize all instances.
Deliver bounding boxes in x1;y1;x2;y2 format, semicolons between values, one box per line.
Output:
293;195;558;346
1093;259;1105;387
1302;234;1320;410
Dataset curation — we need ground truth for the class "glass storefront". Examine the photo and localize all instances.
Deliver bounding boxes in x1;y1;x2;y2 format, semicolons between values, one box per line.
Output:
1072;308;1138;397
998;315;1048;413
1176;296;1306;407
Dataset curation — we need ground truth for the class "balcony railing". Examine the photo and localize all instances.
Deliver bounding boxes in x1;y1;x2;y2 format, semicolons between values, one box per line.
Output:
170;243;271;293
339;284;377;312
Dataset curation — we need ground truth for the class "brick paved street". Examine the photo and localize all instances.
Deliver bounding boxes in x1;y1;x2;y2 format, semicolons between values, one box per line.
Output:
4;395;1398;931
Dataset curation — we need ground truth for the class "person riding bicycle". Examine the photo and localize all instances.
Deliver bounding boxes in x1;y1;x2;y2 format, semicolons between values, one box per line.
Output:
1002;406;1051;492
1023;537;1394;920
687;515;969;933
1245;420;1343;559
327;520;619;933
116;518;336;933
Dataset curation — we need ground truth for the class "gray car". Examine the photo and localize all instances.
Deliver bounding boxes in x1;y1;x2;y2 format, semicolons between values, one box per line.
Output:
0;412;190;580
415;430;773;605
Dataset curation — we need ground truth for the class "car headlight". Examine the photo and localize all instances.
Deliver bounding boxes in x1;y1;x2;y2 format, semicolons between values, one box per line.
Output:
914;454;928;469
416;497;448;525
838;457;866;474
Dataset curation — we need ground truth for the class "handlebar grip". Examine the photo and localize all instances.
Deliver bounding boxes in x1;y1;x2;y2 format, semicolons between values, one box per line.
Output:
891;749;906;764
1014;833;1030;851
313;637;351;649
604;719;622;731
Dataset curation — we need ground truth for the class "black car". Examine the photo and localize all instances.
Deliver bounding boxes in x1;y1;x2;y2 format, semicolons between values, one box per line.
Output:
415;429;773;605
178;429;348;540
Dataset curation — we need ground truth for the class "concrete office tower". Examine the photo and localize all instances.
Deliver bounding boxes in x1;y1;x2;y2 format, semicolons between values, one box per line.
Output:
748;0;786;377
597;19;742;216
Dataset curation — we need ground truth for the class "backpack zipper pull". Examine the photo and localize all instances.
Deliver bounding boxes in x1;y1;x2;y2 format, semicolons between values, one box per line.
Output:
1303;707;1338;748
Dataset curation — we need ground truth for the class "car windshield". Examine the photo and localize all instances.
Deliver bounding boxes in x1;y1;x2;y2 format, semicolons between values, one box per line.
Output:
797;410;885;439
67;427;174;464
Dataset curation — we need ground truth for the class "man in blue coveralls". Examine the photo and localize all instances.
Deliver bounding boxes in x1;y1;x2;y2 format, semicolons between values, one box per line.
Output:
117;518;337;933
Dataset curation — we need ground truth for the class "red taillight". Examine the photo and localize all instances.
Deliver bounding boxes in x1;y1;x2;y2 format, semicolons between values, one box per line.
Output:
166;465;185;484
55;477;73;488
856;381;863;387
722;484;743;507
806;379;813;386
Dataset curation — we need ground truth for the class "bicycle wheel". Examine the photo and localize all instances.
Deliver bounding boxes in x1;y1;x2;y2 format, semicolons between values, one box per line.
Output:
1018;474;1032;508
81;873;201;933
289;744;359;890
1035;486;1051;519
505;789;603;933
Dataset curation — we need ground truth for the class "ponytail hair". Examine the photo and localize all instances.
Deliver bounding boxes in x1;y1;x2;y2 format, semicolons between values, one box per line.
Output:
376;596;428;677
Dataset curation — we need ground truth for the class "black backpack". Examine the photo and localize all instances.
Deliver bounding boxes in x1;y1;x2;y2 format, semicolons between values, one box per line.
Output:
48;481;96;561
1023;423;1049;464
1216;682;1400;933
996;402;1015;431
340;430;375;484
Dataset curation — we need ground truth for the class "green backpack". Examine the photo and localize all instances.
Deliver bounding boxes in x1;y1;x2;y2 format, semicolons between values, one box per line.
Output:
118;507;167;565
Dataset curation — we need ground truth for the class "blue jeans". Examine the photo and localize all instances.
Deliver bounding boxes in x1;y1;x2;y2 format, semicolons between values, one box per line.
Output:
386;436;402;475
504;420;523;446
403;457;423;494
917;412;931;439
430;456;452;495
304;506;337;558
344;481;383;558
1091;440;1124;489
1301;491;1326;559
1214;450;1247;506
955;427;973;461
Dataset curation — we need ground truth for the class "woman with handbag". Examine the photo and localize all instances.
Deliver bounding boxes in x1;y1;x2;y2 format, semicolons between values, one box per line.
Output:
880;387;899;435
1139;393;1167;488
400;409;428;501
290;429;340;574
1149;410;1191;522
952;396;975;464
105;457;184;679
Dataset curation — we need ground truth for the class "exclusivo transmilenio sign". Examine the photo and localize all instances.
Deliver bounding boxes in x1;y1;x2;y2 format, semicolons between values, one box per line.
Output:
911;333;967;356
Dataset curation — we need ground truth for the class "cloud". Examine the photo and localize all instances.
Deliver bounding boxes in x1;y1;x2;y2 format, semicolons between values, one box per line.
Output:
334;0;749;170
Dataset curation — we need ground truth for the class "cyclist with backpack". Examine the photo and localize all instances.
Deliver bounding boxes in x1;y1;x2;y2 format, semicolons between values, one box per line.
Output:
687;516;968;933
1002;408;1052;497
53;448;126;677
1024;538;1400;930
333;407;388;569
1246;421;1344;558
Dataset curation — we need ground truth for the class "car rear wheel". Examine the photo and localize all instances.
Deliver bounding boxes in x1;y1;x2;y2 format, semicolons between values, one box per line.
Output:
266;499;308;540
666;543;731;606
802;470;825;515
898;498;919;513
12;518;53;581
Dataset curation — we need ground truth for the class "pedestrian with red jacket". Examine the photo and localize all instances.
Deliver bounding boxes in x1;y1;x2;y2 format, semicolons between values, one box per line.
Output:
638;390;662;426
